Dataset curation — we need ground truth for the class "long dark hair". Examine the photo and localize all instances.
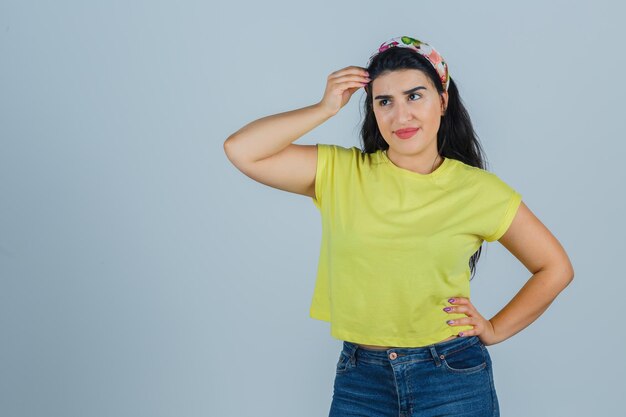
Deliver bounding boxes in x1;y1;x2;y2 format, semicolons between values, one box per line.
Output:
359;47;488;280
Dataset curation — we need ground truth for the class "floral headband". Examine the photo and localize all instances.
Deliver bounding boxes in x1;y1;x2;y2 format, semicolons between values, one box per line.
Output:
366;36;450;91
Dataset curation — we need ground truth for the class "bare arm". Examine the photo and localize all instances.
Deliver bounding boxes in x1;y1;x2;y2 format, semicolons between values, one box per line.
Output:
488;201;575;345
222;66;369;198
223;103;334;163
223;66;370;164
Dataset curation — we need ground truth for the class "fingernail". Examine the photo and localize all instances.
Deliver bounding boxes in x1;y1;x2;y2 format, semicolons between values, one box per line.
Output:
447;320;454;325
443;307;451;312
459;332;464;336
448;298;455;303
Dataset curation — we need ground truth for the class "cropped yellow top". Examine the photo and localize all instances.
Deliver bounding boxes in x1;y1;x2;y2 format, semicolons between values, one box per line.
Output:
310;144;522;347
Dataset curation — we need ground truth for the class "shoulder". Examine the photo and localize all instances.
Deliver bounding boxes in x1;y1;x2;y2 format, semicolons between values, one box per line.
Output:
449;158;511;188
316;143;366;163
317;143;362;154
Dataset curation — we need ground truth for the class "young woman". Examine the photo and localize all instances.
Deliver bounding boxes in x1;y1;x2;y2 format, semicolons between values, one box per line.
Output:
224;36;574;417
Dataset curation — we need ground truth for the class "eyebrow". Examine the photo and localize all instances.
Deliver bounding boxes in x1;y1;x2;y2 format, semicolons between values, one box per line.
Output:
374;86;427;100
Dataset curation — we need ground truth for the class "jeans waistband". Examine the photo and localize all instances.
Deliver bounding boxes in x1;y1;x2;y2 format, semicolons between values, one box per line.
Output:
342;336;483;366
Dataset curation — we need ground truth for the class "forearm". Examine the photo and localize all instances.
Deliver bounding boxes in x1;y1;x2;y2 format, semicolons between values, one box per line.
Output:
489;268;573;345
224;102;333;163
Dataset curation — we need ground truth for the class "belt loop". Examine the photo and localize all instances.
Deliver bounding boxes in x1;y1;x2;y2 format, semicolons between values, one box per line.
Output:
344;341;358;365
429;345;442;367
349;343;358;365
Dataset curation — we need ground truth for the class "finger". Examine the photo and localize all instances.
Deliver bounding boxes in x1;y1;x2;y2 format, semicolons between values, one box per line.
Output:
335;65;367;72
345;65;369;75
443;305;470;314
329;74;372;85
457;329;474;337
446;298;477;314
446;319;476;337
334;80;370;91
329;67;370;80
447;297;468;305
446;317;474;326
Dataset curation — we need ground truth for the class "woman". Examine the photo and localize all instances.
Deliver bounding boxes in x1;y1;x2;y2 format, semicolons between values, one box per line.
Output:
224;36;574;417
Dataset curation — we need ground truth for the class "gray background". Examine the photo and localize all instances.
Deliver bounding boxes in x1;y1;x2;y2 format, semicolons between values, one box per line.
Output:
1;1;623;416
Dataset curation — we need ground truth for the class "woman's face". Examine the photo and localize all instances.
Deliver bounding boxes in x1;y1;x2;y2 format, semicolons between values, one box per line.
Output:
371;69;448;162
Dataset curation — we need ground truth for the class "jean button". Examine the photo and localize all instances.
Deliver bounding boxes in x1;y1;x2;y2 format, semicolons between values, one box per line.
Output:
389;352;398;360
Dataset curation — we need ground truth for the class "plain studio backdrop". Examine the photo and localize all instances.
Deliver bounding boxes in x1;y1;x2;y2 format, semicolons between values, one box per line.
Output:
1;1;623;416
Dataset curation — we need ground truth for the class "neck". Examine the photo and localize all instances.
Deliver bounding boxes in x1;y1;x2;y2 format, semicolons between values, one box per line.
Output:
385;149;444;175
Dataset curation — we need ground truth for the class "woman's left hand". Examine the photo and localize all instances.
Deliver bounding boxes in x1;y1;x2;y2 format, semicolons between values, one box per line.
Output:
445;297;499;346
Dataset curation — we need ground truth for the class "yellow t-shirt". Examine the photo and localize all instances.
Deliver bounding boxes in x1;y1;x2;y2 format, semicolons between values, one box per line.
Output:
310;144;522;347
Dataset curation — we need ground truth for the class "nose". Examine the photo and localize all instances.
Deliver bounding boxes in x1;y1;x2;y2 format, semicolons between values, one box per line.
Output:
394;100;413;122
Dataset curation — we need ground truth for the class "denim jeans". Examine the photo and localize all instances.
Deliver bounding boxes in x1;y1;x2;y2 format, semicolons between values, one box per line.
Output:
329;336;499;417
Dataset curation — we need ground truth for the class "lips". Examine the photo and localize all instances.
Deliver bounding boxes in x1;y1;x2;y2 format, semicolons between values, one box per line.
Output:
394;128;420;139
395;128;419;135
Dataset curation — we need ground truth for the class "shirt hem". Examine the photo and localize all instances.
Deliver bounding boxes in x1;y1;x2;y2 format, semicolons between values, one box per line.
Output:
310;308;330;322
329;325;476;347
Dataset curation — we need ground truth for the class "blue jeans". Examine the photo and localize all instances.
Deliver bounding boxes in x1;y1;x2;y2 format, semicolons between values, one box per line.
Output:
329;336;499;417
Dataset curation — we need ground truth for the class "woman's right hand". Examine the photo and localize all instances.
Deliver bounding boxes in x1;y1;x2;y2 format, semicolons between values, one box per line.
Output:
317;66;371;117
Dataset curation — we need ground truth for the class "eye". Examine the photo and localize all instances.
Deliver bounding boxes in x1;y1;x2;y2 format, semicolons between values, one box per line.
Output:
377;93;421;107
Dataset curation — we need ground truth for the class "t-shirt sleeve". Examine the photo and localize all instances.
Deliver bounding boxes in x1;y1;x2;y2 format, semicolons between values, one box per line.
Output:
311;144;352;210
480;173;523;242
311;144;329;210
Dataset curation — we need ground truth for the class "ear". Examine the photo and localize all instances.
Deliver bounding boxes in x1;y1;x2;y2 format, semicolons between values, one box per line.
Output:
441;91;449;114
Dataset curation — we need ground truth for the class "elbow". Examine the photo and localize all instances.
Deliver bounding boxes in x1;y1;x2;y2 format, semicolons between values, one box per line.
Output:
223;136;240;164
557;260;575;284
223;134;251;164
223;139;232;163
537;258;574;288
564;255;575;282
554;251;575;284
223;136;234;156
568;265;575;282
559;261;575;287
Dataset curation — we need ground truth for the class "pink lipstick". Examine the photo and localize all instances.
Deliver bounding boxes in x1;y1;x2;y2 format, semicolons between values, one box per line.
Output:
395;128;419;139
